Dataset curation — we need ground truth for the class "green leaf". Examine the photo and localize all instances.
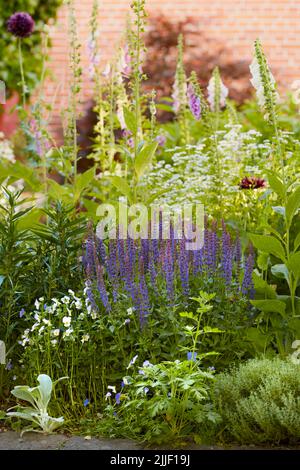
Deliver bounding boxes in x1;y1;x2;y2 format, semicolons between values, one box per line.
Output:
134;142;158;180
203;326;224;334
294;232;300;252
286;186;300;225
287;252;300;280
266;171;285;199
251;299;286;317
249;233;286;262
123;107;137;134
110;176;133;202
74;167;95;196
257;252;269;271
271;264;289;282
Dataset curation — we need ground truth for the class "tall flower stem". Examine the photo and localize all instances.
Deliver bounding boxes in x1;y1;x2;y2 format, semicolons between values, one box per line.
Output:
18;38;26;109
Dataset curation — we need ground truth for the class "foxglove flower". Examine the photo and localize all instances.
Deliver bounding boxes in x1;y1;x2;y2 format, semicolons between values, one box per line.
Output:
187;83;201;120
207;68;228;111
7;12;35;38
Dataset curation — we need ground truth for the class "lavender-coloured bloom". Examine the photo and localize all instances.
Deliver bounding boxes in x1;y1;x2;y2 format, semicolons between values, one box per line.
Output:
97;238;107;266
124;318;130;325
178;238;189;297
144;387;149;395
19;308;25;318
7;12;35;38
242;249;255;298
138;262;151;327
83;398;90;407
127;354;138;369
96;262;111;312
138;369;145;375
221;228;233;288
155;135;167;147
187;83;201;120
105;392;112;400
187;352;197;361
143;360;153;367
115;393;121;405
162;240;175;302
5;360;13;371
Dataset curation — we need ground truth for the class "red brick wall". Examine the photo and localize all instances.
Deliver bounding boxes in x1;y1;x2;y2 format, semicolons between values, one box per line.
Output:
3;1;300;139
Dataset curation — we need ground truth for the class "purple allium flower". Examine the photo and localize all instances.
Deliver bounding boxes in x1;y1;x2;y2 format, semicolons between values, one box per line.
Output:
83;398;90;407
7;12;35;38
19;308;25;318
187;352;197;361
115;392;121;405
187;83;201;120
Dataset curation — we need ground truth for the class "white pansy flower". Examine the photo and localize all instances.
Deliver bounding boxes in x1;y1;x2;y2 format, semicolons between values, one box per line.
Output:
75;299;82;310
38;326;45;334
68;289;75;297
61;296;70;305
51;339;58;346
81;334;90;343
43;319;51;325
63;328;73;338
62;316;71;328
91;311;98;320
108;385;116;393
52;329;60;337
34;299;40;310
126;307;133;316
31;322;39;332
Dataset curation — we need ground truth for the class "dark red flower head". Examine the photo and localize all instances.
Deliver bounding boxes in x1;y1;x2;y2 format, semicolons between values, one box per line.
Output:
7;12;35;38
239;176;266;190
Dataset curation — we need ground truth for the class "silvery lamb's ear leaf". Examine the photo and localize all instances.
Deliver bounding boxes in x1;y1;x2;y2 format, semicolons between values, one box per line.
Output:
10;386;37;407
37;375;53;408
48;416;64;433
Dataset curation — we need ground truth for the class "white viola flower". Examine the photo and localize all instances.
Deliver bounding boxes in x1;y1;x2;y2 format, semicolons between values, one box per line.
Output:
38;326;45;334
63;328;73;338
126;307;133;316
207;74;228;111
61;296;70;305
78;313;85;320
31;322;39;332
91;311;98;320
33;313;40;322
34;299;40;310
81;334;90;343
62;316;71;328
75;299;82;310
127;354;138;369
108;385;116;394
43;319;51;326
68;289;75;297
52;329;60;337
105;392;112;400
51;339;58;346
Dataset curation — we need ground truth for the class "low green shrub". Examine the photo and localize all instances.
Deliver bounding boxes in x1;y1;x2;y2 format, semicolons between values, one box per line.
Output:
214;357;300;444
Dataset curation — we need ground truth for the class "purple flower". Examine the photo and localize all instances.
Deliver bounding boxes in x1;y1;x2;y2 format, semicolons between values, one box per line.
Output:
83;398;90;407
124;318;130;325
187;352;197;361
143;360;152;367
155;135;167;147
7;12;35;38
162;240;175;302
178;238;189;297
221;227;233;289
19;308;25;318
115;392;121;405
5;360;13;371
242;248;255;298
187;83;201;120
144;387;149;394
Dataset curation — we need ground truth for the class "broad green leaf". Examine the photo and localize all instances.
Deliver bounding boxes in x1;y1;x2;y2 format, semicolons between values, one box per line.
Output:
249;234;286;262
74;167;95;196
123;107;137;134
257;252;269;271
266;171;285;199
286;186;300;225
271;264;289;282
294;232;300;251
10;386;37;407
251;299;286;317
110;176;133;202
134;142;158;180
246;327;271;351
287;252;300;280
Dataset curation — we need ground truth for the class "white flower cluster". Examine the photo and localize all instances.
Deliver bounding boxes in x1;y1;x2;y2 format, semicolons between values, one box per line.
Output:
207;75;228;111
249;56;279;109
20;290;89;349
142;125;272;212
0;132;15;163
